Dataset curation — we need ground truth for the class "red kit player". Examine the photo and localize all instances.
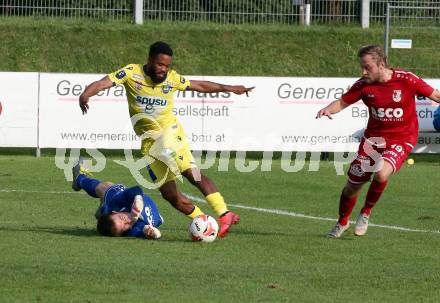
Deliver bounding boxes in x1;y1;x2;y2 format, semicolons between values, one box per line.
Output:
316;45;440;237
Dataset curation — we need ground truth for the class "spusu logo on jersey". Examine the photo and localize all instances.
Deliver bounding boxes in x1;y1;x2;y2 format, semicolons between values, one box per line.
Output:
371;107;404;121
136;96;168;114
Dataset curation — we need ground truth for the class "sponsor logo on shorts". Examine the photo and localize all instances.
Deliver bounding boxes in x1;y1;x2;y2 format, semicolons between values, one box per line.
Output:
349;164;365;177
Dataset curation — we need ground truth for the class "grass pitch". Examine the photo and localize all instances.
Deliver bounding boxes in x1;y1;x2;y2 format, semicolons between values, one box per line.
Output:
1;154;440;302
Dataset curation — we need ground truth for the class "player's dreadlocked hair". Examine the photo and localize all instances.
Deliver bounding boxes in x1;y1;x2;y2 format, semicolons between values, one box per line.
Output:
97;214;116;237
149;41;173;58
358;45;387;67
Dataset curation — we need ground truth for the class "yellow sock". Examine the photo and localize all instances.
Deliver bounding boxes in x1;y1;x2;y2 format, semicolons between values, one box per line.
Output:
205;192;228;216
187;205;204;219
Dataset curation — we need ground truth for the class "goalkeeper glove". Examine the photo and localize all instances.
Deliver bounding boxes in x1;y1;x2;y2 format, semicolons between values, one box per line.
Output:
131;195;144;222
143;225;161;239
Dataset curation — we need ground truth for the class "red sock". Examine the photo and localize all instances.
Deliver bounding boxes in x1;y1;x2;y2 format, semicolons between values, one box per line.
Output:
361;179;388;216
338;193;357;226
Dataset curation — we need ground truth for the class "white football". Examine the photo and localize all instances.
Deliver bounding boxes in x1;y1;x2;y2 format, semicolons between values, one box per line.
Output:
189;214;219;243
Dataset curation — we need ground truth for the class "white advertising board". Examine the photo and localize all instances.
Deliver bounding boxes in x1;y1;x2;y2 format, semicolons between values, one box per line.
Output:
0;72;39;147
38;73;141;149
178;76;440;153
191;76;367;152
32;72;440;153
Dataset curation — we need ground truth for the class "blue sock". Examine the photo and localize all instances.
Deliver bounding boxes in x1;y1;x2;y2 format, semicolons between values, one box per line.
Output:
76;175;100;198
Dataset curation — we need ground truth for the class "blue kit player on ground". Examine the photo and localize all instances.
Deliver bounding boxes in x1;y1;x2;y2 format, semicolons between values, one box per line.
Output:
71;158;163;239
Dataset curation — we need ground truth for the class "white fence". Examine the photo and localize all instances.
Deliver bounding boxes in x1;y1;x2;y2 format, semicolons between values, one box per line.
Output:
144;0;361;25
0;0;132;20
382;5;440;81
2;1;440;27
1;72;440;154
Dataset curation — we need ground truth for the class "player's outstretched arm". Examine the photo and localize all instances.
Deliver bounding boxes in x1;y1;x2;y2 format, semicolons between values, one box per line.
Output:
316;99;350;120
428;89;440;104
79;76;114;114
188;80;254;95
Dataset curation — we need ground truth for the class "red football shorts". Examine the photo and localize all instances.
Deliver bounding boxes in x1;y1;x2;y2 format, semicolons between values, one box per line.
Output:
347;137;414;184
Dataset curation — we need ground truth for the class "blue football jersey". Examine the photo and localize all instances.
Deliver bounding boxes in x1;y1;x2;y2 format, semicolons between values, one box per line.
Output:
100;184;164;238
124;195;164;238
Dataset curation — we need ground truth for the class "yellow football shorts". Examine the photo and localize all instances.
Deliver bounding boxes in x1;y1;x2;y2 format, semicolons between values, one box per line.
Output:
141;122;197;186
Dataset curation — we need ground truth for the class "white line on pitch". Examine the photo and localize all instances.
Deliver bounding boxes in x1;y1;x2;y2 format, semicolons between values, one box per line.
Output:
182;193;440;235
1;188;439;235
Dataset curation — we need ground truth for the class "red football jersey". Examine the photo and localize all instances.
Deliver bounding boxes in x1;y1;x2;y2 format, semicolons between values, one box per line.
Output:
342;69;434;146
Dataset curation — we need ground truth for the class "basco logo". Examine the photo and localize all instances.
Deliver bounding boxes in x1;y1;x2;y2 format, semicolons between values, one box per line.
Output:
371;107;403;119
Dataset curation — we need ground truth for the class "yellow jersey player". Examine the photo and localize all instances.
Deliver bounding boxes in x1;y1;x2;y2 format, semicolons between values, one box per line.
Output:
79;41;254;237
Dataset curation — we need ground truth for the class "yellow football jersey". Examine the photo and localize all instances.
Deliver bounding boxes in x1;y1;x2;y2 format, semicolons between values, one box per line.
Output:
107;64;190;134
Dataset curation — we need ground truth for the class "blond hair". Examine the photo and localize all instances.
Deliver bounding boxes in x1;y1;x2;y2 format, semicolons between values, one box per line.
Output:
358;45;387;66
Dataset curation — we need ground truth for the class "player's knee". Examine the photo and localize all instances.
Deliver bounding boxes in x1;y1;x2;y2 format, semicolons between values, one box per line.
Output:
98;181;114;189
374;162;393;183
342;186;355;198
95;182;114;198
373;170;390;183
183;168;203;185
